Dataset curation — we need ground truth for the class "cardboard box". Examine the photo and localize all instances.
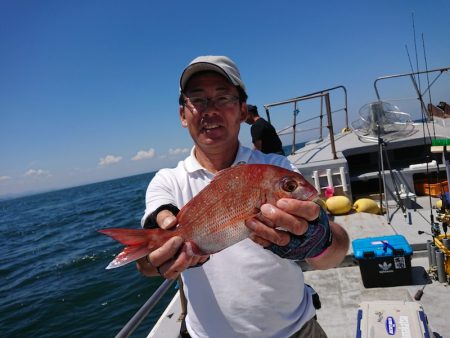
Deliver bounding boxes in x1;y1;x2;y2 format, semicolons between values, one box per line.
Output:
356;301;433;338
352;235;412;288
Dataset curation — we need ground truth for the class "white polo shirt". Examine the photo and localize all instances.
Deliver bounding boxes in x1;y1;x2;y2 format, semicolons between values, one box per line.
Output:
142;144;316;338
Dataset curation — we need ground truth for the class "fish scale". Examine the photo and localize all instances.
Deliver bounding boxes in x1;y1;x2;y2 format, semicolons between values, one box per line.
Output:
99;164;318;269
185;186;262;252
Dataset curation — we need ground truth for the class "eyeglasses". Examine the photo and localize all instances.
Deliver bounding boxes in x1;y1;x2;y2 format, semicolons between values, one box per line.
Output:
184;94;239;113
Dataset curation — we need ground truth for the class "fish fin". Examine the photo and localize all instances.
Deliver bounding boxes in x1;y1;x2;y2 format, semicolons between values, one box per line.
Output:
105;244;150;269
98;228;175;269
98;228;152;246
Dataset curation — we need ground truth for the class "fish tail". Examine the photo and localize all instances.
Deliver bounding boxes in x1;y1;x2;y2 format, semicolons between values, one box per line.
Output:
98;228;174;269
98;228;151;246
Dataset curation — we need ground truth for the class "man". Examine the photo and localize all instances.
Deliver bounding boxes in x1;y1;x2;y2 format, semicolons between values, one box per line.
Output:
136;55;349;338
246;104;285;155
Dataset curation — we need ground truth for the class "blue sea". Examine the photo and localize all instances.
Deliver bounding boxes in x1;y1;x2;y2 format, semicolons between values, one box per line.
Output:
0;172;177;338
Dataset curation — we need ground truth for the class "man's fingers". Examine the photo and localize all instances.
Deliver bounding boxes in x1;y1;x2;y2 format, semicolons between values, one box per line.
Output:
149;236;184;268
156;210;178;230
260;204;308;236
246;219;290;246
152;241;210;280
276;199;320;221
158;254;187;280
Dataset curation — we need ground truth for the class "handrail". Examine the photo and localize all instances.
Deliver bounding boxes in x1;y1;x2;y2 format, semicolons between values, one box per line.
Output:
115;278;175;338
374;66;450;101
373;66;450;121
263;85;348;155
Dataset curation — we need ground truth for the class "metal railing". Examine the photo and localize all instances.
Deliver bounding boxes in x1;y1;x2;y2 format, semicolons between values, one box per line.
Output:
115;279;175;338
374;66;450;121
263;85;349;156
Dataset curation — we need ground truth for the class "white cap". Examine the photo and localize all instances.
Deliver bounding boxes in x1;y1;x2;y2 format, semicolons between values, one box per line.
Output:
180;55;246;94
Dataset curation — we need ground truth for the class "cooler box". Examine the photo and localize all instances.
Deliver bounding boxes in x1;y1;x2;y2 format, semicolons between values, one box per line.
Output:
356;301;433;338
352;235;413;288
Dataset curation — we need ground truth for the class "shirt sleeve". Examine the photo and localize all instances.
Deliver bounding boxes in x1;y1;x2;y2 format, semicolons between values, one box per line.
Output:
141;169;177;227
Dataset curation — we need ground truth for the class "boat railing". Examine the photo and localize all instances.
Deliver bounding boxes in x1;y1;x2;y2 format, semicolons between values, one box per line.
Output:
374;66;450;121
263;85;349;156
115;279;175;338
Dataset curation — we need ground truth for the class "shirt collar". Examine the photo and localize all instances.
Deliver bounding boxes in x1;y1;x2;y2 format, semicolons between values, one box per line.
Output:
184;143;252;174
184;146;204;173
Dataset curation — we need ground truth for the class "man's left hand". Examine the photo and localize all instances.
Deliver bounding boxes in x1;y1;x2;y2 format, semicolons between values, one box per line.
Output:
245;198;320;247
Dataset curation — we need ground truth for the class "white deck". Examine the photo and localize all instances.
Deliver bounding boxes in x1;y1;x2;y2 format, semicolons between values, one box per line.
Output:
289;119;450;169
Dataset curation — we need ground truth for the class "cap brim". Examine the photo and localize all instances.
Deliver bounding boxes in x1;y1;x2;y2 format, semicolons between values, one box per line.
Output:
180;62;234;92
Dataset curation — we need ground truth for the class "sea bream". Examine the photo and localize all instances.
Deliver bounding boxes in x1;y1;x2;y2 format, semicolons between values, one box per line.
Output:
99;164;318;269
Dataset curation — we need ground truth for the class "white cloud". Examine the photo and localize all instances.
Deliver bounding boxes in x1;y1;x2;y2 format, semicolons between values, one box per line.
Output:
99;155;123;166
24;169;51;177
132;148;156;161
168;148;190;156
0;175;11;181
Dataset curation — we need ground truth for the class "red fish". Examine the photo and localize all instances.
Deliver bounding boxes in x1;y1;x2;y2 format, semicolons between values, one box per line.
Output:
99;164;318;269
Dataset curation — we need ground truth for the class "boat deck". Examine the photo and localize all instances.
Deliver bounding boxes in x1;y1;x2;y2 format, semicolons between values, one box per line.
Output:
305;202;449;338
305;254;448;338
289;119;450;169
149;197;449;338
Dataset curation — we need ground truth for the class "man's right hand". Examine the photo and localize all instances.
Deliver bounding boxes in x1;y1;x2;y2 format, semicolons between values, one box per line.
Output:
136;210;210;280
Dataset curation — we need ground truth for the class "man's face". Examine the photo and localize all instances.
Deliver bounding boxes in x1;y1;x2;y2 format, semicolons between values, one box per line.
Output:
180;72;247;150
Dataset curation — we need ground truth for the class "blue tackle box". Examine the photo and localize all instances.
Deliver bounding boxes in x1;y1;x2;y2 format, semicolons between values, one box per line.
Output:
352;235;413;288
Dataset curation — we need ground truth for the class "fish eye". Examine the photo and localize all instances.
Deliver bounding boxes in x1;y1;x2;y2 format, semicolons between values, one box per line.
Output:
281;177;298;192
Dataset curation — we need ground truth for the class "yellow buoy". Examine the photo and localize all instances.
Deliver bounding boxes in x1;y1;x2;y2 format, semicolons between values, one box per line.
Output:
353;198;380;214
436;199;442;210
326;196;352;215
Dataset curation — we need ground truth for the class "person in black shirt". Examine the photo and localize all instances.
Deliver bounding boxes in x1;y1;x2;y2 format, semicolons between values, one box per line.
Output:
245;104;285;155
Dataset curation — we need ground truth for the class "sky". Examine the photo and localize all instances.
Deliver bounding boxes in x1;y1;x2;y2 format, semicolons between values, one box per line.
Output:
1;0;450;199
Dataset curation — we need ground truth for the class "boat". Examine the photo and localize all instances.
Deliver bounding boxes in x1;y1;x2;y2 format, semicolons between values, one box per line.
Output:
115;67;450;338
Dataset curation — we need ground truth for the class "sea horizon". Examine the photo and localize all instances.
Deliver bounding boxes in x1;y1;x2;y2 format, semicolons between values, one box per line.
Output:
0;170;157;202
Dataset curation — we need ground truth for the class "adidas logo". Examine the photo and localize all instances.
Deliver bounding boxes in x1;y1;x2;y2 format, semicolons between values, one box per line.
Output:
378;261;393;273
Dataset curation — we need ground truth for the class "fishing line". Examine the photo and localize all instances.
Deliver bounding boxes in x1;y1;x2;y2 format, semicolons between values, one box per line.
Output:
406;45;428;126
421;32;442;225
405;45;431;221
422;33;437;138
406;45;432;140
412;13;422;97
407;16;438;236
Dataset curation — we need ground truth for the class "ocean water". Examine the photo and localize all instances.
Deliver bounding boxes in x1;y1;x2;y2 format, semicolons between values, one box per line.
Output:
0;172;177;338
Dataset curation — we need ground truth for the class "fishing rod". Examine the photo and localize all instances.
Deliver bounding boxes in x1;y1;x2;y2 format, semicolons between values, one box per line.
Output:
426;139;450;284
419;32;441;230
412;13;422;104
404;16;450;286
405;17;447;242
422;33;436;137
